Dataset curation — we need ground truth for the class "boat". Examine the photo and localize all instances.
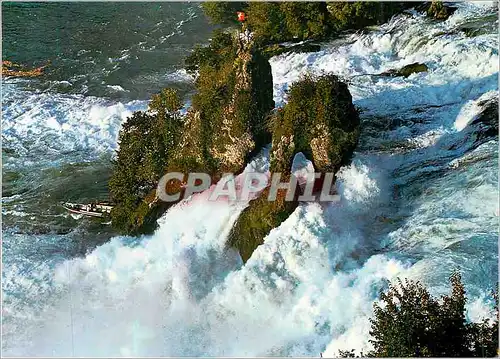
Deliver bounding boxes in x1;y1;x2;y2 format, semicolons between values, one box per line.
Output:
62;201;113;218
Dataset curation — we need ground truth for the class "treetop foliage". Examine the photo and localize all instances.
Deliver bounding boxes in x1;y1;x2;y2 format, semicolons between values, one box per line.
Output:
366;272;498;357
201;2;413;45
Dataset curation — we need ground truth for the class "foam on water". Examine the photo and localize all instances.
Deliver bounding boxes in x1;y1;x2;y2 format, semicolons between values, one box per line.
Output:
3;149;409;356
2;80;148;170
2;2;498;356
454;90;498;131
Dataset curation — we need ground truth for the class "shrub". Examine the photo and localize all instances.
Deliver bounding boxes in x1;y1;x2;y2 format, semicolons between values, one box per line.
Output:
204;2;412;45
201;2;247;26
270;74;360;174
227;188;297;262
279;2;330;40
326;2;410;32
184;29;236;74
111;29;276;235
176;28;273;175
245;2;287;44
246;2;331;44
109;89;183;234
368;272;499;357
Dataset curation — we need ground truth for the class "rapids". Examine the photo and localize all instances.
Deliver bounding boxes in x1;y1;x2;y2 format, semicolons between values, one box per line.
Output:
2;2;498;356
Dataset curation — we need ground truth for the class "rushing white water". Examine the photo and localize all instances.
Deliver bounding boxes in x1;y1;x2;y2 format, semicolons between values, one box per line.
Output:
2;79;148;170
2;2;498;356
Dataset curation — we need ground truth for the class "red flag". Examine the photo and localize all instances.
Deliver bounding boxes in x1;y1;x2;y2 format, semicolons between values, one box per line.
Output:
237;11;246;22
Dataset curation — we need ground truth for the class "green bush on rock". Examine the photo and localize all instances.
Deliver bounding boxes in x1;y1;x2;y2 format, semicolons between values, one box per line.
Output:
245;2;331;44
381;62;429;78
202;2;413;45
109;88;183;234
228;74;360;263
227;189;297;262
110;2;422;237
201;2;247;26
185;29;236;75
249;2;331;44
270;74;360;174
172;26;274;177
326;2;411;32
110;30;275;234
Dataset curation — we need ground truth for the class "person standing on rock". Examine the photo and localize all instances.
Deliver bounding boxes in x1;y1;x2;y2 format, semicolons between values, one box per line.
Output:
236;11;252;47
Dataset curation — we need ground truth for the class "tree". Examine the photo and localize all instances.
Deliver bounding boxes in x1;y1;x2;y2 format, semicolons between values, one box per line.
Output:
368;272;498;357
279;2;330;40
201;2;413;45
109;89;183;234
246;2;331;44
468;288;499;357
327;2;410;32
184;29;236;74
201;2;247;26
246;2;287;44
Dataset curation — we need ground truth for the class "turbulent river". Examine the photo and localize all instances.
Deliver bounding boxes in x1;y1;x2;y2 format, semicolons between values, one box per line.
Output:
2;2;498;356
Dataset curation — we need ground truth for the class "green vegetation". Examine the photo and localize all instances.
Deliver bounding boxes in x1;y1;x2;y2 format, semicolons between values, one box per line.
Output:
108;6;497;359
227;189;297;262
109;88;183;234
338;273;499;357
174;26;274;176
110;30;274;234
326;2;410;32
200;2;246;26
184;29;237;75
270;74;360;173
111;1;419;239
397;62;428;77
201;2;413;45
228;74;360;262
246;2;331;44
262;43;322;59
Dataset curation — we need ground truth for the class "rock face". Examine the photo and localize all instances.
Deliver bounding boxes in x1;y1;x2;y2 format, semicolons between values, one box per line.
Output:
110;30;275;234
269;74;360;174
227;74;360;262
467;98;499;148
381;62;428;78
448;97;499;154
168;29;274;178
2;60;47;77
263;43;322;59
427;0;456;20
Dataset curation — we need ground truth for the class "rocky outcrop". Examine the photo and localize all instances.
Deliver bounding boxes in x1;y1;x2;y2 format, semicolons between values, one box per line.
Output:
263;43;322;59
168;29;274;178
2;60;48;77
210;30;274;173
427;0;456;20
269;74;360;174
381;62;428;78
110;30;275;234
467;98;499;148
227;74;360;262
